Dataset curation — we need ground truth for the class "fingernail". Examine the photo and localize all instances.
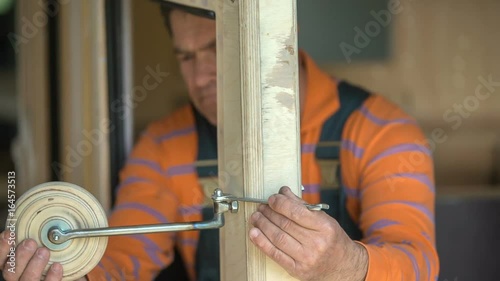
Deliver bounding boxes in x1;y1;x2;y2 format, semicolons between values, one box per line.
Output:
249;228;259;239
22;239;37;251
268;195;276;205
36;248;49;259
250;212;260;223
2;231;8;240
257;204;265;212
51;263;62;273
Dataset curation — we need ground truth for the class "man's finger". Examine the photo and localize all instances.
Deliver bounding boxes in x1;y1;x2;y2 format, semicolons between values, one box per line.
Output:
44;263;64;281
279;186;304;203
0;231;12;271
250;211;304;260
248;227;296;271
19;247;50;281
257;204;310;243
268;193;324;230
3;239;38;280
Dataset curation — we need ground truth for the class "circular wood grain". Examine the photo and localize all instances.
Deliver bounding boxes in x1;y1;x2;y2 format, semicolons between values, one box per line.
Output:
12;182;108;280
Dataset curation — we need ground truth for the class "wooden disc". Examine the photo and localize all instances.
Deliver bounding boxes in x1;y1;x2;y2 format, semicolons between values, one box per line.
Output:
11;182;108;280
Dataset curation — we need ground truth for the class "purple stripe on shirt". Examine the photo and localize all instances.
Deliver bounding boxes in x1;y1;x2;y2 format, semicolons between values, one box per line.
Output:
342;140;364;158
392;244;421;281
368;144;432;166
343;184;360;198
115;177;151;194
131;235;165;267
366;219;400;236
421;231;432;241
360;106;416;126
386;173;435;193
130;256;140;280
97;262;112;281
155;127;196;143
181;238;198;247
105;256;125;281
363;200;434;222
127;158;164;174
114;203;169;223
366;236;382;245
301;144;316;154
423;249;431;281
302;184;320;194
167;164;195;176
361;172;435;197
179;204;203;216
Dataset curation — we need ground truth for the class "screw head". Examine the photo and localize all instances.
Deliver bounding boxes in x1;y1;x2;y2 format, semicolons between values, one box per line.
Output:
214;188;223;197
230;201;239;213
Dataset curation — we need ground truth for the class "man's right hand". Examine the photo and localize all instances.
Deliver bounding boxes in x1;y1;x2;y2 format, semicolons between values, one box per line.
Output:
0;230;63;280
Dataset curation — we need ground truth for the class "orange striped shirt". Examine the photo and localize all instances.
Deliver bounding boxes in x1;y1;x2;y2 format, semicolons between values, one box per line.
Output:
87;52;438;280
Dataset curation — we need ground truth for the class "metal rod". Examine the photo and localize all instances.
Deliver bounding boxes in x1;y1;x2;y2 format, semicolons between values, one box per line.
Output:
222;196;329;211
48;213;224;244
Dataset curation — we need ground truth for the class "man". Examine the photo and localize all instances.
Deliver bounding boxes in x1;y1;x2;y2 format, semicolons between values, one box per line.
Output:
0;2;439;281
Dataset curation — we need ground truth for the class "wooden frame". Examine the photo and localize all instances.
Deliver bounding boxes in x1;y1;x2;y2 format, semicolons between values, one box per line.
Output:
163;0;300;279
13;0;51;195
59;0;111;211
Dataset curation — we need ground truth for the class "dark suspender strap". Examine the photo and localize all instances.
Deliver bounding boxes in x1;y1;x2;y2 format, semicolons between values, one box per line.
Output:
316;81;370;241
192;107;220;281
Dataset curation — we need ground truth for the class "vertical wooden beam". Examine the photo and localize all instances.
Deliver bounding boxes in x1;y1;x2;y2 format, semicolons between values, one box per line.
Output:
59;0;110;211
160;0;299;279
13;0;51;194
218;0;300;280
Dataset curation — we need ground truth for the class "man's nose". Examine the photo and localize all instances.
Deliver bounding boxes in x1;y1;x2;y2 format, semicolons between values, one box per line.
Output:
193;53;216;88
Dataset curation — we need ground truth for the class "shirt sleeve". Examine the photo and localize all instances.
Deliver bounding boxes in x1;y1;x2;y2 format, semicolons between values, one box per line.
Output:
341;95;439;280
86;129;179;281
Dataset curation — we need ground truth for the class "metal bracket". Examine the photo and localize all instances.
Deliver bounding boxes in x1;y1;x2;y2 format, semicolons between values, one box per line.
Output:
48;189;328;244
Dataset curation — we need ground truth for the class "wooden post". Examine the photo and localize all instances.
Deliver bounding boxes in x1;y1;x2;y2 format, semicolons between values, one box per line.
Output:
218;0;300;279
58;0;110;211
164;0;299;279
13;0;51;195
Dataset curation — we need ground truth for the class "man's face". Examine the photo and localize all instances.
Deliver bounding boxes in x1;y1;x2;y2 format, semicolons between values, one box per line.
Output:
170;10;217;125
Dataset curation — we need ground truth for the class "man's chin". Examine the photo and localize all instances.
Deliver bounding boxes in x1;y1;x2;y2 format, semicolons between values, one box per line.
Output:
206;114;217;126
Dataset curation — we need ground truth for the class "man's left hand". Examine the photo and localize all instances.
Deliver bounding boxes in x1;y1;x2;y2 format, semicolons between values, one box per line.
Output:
249;186;368;281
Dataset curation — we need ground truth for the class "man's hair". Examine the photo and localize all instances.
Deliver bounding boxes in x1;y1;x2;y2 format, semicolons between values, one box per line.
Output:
155;1;216;35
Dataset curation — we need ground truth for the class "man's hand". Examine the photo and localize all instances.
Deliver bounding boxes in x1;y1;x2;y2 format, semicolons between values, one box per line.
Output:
0;230;63;280
249;186;368;281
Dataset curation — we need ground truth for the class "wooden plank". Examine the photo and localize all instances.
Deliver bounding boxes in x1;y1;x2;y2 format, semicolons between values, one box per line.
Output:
13;0;51;194
59;0;110;211
161;0;299;279
217;0;301;280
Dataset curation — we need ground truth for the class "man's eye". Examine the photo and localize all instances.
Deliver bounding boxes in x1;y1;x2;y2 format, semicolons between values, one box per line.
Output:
179;54;194;62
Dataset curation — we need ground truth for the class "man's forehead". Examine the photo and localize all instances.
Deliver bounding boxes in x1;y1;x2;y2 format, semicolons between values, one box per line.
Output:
170;11;216;52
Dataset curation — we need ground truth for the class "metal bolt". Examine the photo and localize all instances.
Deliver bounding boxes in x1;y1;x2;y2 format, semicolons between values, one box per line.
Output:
230;201;239;213
214;188;223;197
52;234;60;242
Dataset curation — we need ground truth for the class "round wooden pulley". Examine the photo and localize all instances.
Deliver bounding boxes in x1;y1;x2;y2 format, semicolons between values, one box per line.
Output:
10;182;108;280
